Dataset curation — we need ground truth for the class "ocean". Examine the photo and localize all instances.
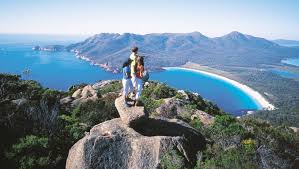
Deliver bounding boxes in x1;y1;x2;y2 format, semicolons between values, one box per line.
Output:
0;37;263;115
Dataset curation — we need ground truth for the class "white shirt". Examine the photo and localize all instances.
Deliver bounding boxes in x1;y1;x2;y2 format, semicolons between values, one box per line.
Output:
130;52;137;61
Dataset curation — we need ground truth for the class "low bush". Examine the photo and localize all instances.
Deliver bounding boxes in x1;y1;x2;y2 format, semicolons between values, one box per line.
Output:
161;150;185;169
97;81;122;95
5;135;54;169
140;96;164;116
211;115;248;138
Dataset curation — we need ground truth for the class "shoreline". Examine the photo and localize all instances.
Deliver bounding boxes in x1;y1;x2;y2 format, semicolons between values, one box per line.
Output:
163;67;276;111
72;50;120;73
69;51;276;111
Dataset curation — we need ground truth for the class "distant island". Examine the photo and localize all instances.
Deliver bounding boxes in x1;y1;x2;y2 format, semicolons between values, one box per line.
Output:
32;45;65;52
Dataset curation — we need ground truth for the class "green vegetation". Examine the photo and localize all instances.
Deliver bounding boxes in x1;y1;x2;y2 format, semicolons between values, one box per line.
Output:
189;118;203;130
141;81;223;118
211;115;247;137
5;135;55;169
97;80;122;95
60;98;119;142
161;150;185;169
200;144;258;169
192;115;298;169
0;74;119;169
0;74;298;169
140;96;164;116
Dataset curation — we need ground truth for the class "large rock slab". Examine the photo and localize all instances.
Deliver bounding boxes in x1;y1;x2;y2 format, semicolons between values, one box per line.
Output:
191;110;214;125
81;85;97;99
72;89;82;98
115;97;146;126
66;118;206;169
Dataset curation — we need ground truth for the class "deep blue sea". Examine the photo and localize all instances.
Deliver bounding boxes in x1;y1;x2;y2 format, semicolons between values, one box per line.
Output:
0;36;264;115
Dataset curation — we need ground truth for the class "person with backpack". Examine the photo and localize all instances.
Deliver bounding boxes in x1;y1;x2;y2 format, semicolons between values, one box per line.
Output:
130;47;139;90
134;56;145;106
122;58;133;106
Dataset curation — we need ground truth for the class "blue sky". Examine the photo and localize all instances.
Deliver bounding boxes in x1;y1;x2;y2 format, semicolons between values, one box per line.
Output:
0;0;298;39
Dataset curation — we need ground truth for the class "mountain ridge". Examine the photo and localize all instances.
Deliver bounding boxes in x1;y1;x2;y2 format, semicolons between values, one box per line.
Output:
65;31;299;72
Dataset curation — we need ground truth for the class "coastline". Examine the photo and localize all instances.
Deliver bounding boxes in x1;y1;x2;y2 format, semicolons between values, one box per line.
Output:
68;50;276;111
163;66;276;111
72;49;120;73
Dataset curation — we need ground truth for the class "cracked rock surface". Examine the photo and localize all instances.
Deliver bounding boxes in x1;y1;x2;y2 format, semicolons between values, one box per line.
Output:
66;96;206;169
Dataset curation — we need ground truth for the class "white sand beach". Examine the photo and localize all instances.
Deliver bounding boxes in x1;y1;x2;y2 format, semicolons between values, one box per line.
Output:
164;67;276;111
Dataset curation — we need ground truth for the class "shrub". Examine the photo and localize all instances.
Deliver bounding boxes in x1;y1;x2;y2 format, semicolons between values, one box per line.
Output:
214;115;236;127
241;118;299;155
161;150;185;169
5;135;52;169
210;115;248;139
177;104;197;122
142;82;177;99
42;89;62;99
59;97;119;143
241;138;256;155
140;96;164;116
97;81;122;95
190;118;203;131
59;114;88;141
174;92;185;100
200;144;258;169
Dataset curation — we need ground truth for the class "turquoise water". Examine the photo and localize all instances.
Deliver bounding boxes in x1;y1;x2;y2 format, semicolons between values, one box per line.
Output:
0;41;261;115
270;69;299;79
151;68;261;115
282;58;299;66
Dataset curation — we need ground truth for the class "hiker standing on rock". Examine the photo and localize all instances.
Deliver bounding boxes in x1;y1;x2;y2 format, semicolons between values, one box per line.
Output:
122;58;133;106
130;47;139;90
135;56;145;106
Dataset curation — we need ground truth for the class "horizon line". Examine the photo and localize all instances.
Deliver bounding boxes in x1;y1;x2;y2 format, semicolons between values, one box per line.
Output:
0;32;298;41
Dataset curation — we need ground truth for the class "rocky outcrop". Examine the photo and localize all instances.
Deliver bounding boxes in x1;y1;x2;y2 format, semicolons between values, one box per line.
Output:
289;127;299;133
191;110;214;125
66;96;206;169
156;97;214;125
115;97;146;126
60;85;99;107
